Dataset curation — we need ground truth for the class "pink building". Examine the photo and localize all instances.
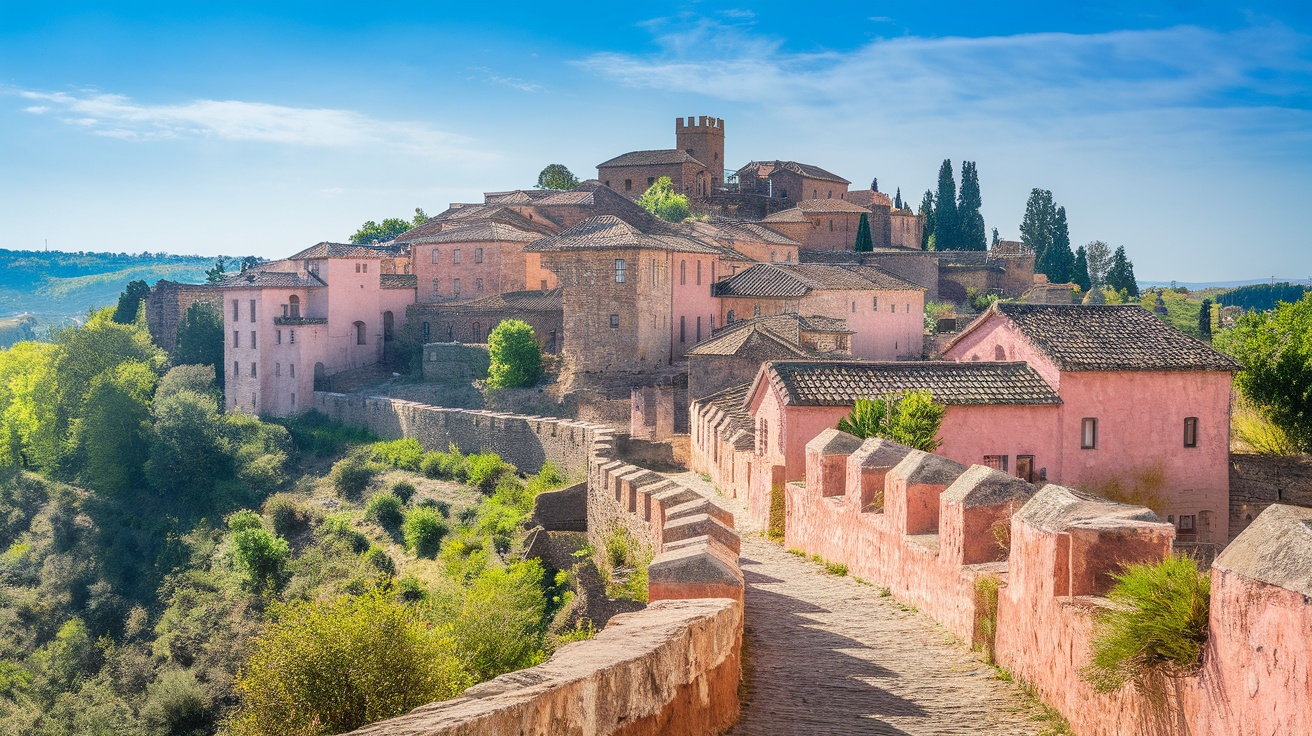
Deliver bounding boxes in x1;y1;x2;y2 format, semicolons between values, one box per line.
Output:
943;303;1239;543
713;264;925;360
221;243;415;416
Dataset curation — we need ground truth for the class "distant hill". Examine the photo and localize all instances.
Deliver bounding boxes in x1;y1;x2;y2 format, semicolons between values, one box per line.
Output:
1140;278;1311;290
0;249;216;343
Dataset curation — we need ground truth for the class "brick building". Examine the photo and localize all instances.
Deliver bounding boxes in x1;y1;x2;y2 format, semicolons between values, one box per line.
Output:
686;313;852;400
406;288;562;351
733;160;850;202
597;116;725;198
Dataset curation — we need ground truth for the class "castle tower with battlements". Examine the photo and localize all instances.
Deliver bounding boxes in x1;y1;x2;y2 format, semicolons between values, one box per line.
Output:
676;116;725;188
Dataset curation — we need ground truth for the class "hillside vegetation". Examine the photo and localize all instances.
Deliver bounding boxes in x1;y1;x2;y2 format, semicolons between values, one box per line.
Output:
0;310;584;735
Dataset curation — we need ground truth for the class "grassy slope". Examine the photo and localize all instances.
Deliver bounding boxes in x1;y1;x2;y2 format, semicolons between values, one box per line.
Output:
0;249;213;320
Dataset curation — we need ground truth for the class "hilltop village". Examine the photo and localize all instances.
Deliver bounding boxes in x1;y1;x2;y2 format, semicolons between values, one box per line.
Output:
136;116;1310;735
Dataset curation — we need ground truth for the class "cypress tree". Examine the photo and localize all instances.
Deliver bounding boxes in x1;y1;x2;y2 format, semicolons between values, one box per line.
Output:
1019;189;1055;266
918;190;935;250
894;188;903;209
1072;245;1091;291
1106;246;1141;297
957;161;986;251
992;228;1000;246
854;213;874;252
933;159;958;250
1041;206;1075;283
1198;298;1213;340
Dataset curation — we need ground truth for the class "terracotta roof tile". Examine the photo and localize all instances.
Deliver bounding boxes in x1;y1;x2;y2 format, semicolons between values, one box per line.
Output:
981;304;1243;372
212;271;325;289
738;160;850;184
794;199;872;214
597;149;706;168
765;360;1062;406
380;274;418;290
761;208;811;224
408;222;544;244
524;215;722;254
714;264;924;298
285;242;403;260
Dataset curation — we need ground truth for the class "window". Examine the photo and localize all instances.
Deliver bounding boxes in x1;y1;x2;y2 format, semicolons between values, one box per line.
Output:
1016;455;1035;482
696;261;702;286
431;249;440;264
829;219;834;231
614;259;626;283
604;180;610;188
994;345;1006;360
250;331;257;348
355;263;360;273
475;248;483;263
232;330;240;348
1178;515;1196;531
780;188;788;199
249;299;256;322
851;301;856;313
476;278;484;293
453;249;462;264
276;363;281;377
354;321;366;345
289;295;299;318
276;330;282;345
680;316;686;343
625;179;633;191
813;189;818;198
726;310;735;323
890;303;895;313
770;251;776;262
609;314;619;328
291;393;296;407
757;418;769;455
1081;418;1098;449
696;316;702;342
983;455;1009;472
1184;417;1199;447
454;278;461;296
472;322;482;342
872;296;878;310
432;278;440;295
232;300;239;321
753;304;761;317
362;263;368;273
647;176;655;186
827;190;832;199
422;321;430;342
289;329;296;344
290;363;295;378
680;260;686;285
233;361;239;378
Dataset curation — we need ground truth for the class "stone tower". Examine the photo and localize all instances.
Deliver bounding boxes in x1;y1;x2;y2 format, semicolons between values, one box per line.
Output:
675;116;725;190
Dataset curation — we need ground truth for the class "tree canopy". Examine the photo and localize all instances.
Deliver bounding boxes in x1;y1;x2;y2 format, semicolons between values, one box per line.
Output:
175;300;225;389
932;160;958;252
1020;189;1075;283
1071;246;1092;291
636;177;690;222
918;190;935;250
1084;241;1112;287
112;280;151;324
956;161;986;251
1214;292;1312;451
350;208;429;244
1105;246;1140;297
853;213;874;252
536;164;579;191
486;319;542;389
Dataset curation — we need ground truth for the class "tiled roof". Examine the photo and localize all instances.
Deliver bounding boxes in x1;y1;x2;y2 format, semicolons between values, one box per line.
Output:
761;208;812;224
714;264;924;298
686;323;811;358
797;249;862;263
738;160;850;185
408;222;545;244
422;288;563;313
212;270;325;289
380;274;418;290
524;215;722;254
967;303;1243;372
597;149;706;168
764;360;1063;406
699;217;801;246
794;199;872;214
483;189;595;206
395;207;553;243
699;382;756;450
286;242;403;260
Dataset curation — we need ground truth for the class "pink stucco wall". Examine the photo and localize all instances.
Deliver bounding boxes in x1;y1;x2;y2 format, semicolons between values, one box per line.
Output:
670;253;720;361
718;287;924;360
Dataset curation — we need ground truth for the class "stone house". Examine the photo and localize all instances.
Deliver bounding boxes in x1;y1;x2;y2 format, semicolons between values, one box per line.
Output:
405;213;553;303
713;263;926;360
762;199;876;251
733;160;850;202
597;116;725;198
406;288;562;351
942;302;1240;542
685;313;852;400
219;243;415;416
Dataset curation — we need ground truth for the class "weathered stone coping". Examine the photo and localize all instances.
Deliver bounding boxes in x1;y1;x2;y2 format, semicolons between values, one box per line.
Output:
340;598;742;736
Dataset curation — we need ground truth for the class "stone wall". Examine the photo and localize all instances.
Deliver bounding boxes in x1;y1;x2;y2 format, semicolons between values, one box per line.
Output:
1228;452;1312;540
145;280;223;355
420;343;491;383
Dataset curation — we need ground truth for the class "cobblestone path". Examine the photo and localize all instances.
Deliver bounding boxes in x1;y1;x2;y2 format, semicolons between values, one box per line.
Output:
667;473;1052;736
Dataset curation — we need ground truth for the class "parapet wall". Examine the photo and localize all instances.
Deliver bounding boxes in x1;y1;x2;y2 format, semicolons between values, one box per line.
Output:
784;429;1312;736
1228;452;1312;540
317;391;745;735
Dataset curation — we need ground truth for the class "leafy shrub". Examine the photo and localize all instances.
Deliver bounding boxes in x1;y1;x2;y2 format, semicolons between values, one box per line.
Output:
317;513;369;554
438;535;489;583
836;390;945;452
139;668;210;736
464;452;511;493
1232;401;1300;455
227;590;470;736
361;546;396;576
452;560;548;680
397;575;427;602
1082;555;1211;693
420;448;465;480
554;619;596;647
391;480;416;505
328;450;380;498
418;498;450;517
974;574;1001;664
486;319;542;389
274;411;375;457
365;493;404;529
596;525;652;602
263;493;312;538
636;176;690;222
228;511;290;594
403;507;448;558
371;438;425;471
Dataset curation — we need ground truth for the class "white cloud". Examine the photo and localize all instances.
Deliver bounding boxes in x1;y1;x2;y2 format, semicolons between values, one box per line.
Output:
13;88;494;161
469;67;545;93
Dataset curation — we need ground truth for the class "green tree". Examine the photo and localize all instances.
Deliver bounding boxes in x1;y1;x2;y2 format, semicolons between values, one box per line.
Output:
1198;298;1213;340
1020;189;1055;270
535;164;579;190
992;227;1000;246
1214;292;1312;451
205;258;227;283
932;160;958;250
835;390;946;451
636;176;690;222
1040;206;1075;283
146;390;232;506
350;209;429;244
227;510;290;594
175;301;225;389
227;590;469;736
1072;246;1092;291
1084;240;1112;287
893;188;903;209
1106;245;1140;297
0;341;58;467
956;161;986;251
853;212;874;252
112;280;151;324
486;319;542;389
70;361;156;496
918;190;935;250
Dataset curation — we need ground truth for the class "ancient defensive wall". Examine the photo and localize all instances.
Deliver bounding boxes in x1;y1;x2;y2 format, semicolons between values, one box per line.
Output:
315;392;744;736
784;429;1312;736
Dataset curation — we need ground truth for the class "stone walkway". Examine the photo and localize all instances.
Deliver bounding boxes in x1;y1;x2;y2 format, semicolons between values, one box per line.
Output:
667;473;1053;736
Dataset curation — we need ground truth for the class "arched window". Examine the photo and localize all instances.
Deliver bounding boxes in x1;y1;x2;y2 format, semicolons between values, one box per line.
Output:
288;295;300;318
472;322;482;343
354;321;366;345
994;345;1006;361
726;310;735;323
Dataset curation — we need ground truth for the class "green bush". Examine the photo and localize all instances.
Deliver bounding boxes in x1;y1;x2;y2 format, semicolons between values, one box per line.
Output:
139;668;210;736
1082;555;1211;693
365;493;405;529
328;451;380;498
227;590;470;736
362;545;396;576
596;525;652;602
273;410;375;457
228;511;290;594
397;575;427;602
317;513;369;554
452;560;548;680
371;438;425;471
486;319;542;389
391;480;416;505
464;452;510;493
263;492;312;538
420;449;465;480
418;498;450;517
836;390;946;452
403;508;449;558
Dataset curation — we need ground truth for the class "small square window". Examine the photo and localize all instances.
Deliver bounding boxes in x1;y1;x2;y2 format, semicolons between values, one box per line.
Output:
983;455;1009;472
1179;514;1196;531
1081;418;1098;449
609;314;620;328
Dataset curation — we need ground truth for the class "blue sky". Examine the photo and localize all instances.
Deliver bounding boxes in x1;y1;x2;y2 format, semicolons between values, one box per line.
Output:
1;2;1309;281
